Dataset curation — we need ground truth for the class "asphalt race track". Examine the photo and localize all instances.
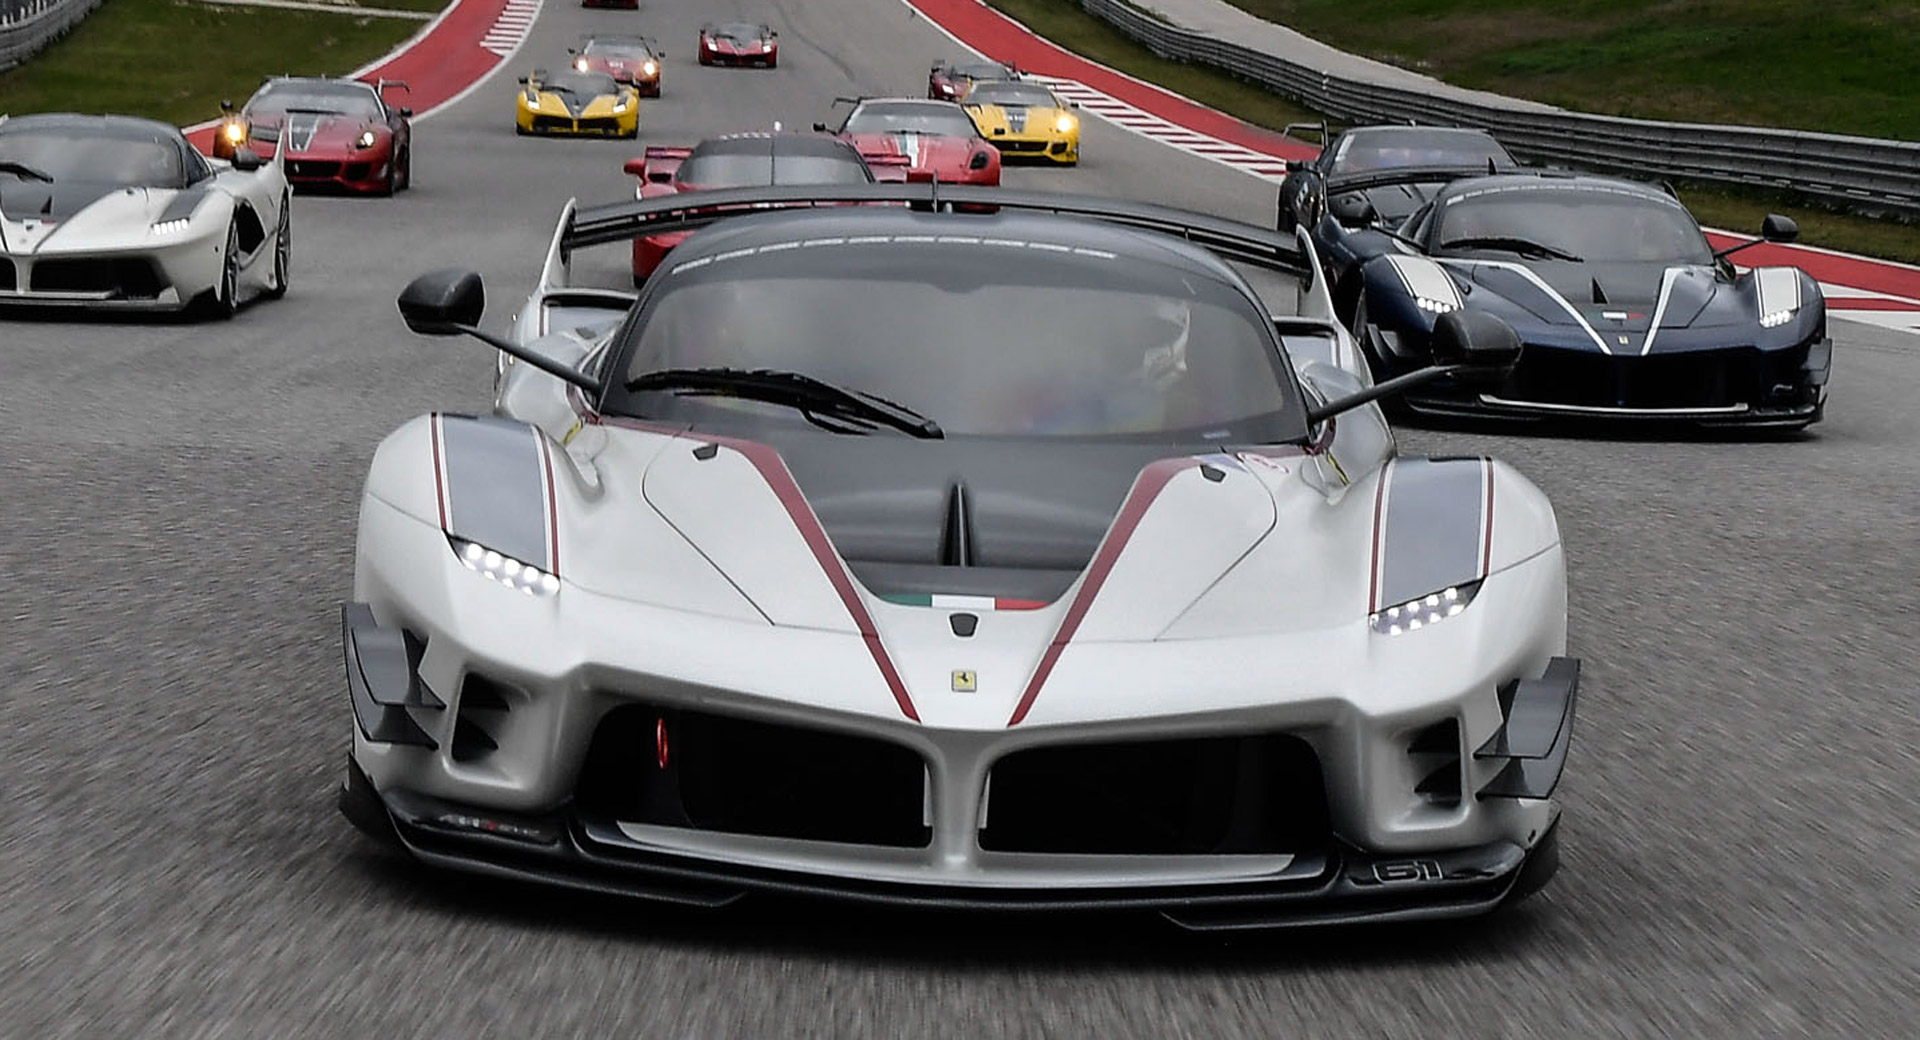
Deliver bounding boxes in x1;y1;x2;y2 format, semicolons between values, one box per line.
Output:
2;0;1916;1035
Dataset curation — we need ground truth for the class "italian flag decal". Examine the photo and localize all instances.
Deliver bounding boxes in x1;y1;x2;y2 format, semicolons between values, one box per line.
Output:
881;593;1049;611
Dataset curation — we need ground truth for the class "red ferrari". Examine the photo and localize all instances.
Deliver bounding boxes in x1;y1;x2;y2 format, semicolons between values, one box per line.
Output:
572;34;663;96
817;97;999;185
212;76;412;195
623;132;874;284
697;22;778;67
926;59;1020;102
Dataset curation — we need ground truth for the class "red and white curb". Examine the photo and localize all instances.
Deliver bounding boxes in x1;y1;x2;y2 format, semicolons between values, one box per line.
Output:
481;0;539;58
1030;75;1293;180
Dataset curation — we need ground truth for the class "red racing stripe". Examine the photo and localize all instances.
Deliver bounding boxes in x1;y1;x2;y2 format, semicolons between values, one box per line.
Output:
1006;457;1203;727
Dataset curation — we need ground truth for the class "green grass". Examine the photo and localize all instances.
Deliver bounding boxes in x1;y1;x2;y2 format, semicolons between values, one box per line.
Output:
988;0;1920;264
1224;0;1920;142
0;0;431;127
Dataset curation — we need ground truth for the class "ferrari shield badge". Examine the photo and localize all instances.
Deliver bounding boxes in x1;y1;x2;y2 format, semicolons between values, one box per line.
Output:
951;669;977;692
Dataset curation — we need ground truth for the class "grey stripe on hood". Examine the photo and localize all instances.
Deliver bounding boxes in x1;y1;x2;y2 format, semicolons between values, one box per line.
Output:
435;413;555;573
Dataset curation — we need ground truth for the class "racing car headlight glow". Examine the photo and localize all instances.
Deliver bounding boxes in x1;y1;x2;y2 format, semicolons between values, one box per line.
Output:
356;130;377;150
222;121;247;144
613;99;629;113
150;218;191;236
642;60;658;75
452;538;560;596
1054;114;1076;133
1370;581;1482;636
575;58;590;72
1760;308;1795;328
1415;296;1459;314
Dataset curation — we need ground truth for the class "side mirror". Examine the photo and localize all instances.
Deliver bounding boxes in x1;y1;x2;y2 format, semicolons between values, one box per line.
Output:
812;121;828;132
230;147;264;172
517;76;529;85
1284;159;1305;173
623;157;648;178
1761;213;1799;244
567;47;578;55
1429;309;1522;384
399;107;413;118
220;99;234;113
1327;194;1376;227
399;268;485;334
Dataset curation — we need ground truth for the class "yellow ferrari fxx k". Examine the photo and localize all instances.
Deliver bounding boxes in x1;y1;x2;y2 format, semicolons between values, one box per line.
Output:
515;68;638;138
963;81;1079;165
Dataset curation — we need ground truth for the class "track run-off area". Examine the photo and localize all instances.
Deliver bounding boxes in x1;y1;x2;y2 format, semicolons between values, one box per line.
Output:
2;0;1916;1035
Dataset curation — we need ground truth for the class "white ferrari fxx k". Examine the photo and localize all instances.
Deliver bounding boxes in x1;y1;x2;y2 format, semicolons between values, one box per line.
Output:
0;113;290;316
339;184;1580;930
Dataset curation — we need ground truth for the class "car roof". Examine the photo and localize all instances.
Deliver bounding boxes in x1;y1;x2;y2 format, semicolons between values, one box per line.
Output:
663;205;1253;289
1341;125;1499;142
0;112;183;141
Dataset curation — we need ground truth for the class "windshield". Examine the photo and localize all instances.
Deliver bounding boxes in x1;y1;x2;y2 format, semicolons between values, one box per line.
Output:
539;71;616;96
614;238;1295;439
0;127;182;187
712;23;764;38
676;149;871;188
583;38;652;58
952;63;1015;81
248;81;383;118
1330;129;1512;174
967;83;1058;108
844;103;979;137
1434;184;1713;264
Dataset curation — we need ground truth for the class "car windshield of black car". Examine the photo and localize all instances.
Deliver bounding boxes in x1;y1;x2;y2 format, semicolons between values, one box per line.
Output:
844;103;979;138
0;127;182;187
617;238;1301;441
1436;185;1712;265
1331;129;1512;174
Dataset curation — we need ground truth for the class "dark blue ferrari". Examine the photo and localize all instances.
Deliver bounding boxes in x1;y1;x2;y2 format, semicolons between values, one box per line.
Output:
1327;172;1830;429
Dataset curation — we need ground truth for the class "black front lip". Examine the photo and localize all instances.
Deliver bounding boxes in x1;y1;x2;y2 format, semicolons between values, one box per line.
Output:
340;756;1559;930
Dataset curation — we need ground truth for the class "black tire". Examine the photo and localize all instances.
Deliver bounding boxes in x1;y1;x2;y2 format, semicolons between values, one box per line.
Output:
207;220;241;320
262;199;291;300
398;147;412;191
379;157;397;197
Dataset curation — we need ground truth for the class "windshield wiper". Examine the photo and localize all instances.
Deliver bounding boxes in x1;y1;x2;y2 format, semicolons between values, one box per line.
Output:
0;160;54;183
1440;236;1583;262
625;367;944;439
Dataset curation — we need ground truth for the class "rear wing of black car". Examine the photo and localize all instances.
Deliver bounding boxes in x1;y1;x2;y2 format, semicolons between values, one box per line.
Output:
1323;164;1545;195
558;182;1314;275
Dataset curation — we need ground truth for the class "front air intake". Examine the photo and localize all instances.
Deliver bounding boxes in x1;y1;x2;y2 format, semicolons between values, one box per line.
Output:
1407;718;1462;808
451;674;517;763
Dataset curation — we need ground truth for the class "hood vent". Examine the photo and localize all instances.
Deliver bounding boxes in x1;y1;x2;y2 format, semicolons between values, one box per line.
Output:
940;480;974;567
1590;277;1609;305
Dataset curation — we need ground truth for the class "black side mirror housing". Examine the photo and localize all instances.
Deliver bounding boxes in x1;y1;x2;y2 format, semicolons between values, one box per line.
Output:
812;121;828;132
399;269;485;334
1430;309;1522;385
1284;159;1305;173
1327;193;1376;227
230;147;264;172
1761;213;1799;244
399;107;413;118
220;99;234;113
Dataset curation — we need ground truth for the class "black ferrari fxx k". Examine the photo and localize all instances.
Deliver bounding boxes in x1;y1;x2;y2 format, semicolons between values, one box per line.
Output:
1275;124;1517;235
1332;172;1829;428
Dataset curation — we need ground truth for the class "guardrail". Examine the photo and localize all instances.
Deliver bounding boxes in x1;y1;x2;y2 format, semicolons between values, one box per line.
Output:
1077;0;1920;217
1;0;103;75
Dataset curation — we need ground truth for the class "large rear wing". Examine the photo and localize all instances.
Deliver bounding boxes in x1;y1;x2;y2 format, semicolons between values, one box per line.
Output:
559;182;1309;269
1321;162;1519;195
537;183;1339;322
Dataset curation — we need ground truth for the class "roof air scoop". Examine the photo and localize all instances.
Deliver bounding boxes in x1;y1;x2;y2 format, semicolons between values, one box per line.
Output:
940;480;975;567
1590;277;1609;305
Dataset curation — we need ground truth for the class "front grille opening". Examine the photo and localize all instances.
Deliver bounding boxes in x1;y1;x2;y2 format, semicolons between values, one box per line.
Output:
29;258;164;298
1500;346;1767;410
1407;718;1462;808
451;673;516;763
578;705;931;848
0;258;15;291
979;734;1329;855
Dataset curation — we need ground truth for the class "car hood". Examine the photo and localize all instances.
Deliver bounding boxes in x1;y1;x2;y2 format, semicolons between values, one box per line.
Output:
968;104;1066;137
0;182;201;254
846;131;981;174
253;111;380;155
1435;256;1738;343
531;90;617;118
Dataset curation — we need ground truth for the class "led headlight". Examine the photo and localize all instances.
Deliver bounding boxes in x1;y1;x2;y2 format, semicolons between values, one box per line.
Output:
1054;114;1076;133
761;42;774;51
150;218;191;236
613;100;629;113
642;60;658;75
451;538;560;596
356;130;377;149
1760;308;1795;328
575;58;590;72
222;121;247;144
1370;581;1481;636
1415;296;1458;314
